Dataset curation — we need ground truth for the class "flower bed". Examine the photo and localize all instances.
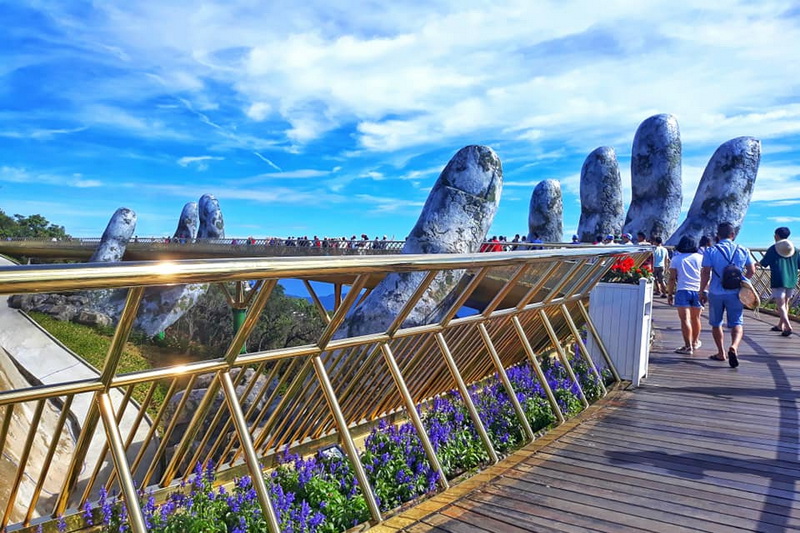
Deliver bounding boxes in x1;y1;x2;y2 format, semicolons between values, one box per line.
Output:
71;355;606;533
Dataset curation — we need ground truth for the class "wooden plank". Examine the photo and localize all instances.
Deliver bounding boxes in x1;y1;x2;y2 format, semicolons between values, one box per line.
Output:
389;300;800;532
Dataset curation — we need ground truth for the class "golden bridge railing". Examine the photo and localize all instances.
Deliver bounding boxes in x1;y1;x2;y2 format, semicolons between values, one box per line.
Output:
0;247;650;532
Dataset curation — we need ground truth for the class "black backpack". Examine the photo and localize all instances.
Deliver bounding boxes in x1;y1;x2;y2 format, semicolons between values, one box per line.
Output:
715;244;744;290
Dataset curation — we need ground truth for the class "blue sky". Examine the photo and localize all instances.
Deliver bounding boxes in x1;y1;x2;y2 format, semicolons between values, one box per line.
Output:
1;1;799;247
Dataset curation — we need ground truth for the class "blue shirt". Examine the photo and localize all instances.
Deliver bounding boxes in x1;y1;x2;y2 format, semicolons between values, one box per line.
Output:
702;239;754;294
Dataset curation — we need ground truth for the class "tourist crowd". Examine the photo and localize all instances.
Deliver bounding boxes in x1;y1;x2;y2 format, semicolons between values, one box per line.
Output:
662;223;799;369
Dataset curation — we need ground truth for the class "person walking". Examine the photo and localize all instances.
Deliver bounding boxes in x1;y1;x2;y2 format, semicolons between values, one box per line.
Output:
759;226;800;336
667;236;704;354
652;236;669;297
699;222;756;367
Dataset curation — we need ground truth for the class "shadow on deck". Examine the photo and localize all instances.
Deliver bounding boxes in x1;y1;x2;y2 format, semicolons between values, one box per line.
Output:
374;300;800;533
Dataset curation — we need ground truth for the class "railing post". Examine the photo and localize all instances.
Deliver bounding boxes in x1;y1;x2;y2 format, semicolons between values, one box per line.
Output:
311;355;383;523
219;371;281;533
560;303;607;397
380;344;449;490
512;316;565;424
538;310;589;408
477;324;536;441
98;392;147;533
435;333;499;464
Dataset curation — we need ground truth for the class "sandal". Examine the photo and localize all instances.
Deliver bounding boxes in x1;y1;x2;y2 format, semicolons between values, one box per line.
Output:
782;330;793;337
693;341;702;350
675;346;693;354
708;354;726;361
728;347;739;368
771;326;782;332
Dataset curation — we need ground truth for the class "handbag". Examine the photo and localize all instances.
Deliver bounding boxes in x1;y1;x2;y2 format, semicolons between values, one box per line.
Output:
738;278;760;311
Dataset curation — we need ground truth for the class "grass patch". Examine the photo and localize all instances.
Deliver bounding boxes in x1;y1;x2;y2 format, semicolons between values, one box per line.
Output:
28;311;170;417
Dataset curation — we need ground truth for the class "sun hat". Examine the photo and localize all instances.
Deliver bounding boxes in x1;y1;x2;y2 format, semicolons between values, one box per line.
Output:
775;239;795;258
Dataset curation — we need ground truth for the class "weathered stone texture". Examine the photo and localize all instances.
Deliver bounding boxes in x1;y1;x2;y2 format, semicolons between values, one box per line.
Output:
89;208;136;262
666;137;761;246
577;147;624;242
528;179;563;243
623;114;682;240
198;195;224;239
335;145;503;338
174;202;199;241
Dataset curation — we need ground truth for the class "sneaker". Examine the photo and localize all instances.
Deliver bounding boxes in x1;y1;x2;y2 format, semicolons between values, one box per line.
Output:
675;346;693;354
693;341;702;350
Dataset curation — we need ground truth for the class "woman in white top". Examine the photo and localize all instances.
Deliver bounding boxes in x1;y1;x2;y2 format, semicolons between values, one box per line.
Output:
667;236;705;354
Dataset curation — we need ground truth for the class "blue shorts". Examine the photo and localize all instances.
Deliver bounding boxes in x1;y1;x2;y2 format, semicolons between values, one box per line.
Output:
674;290;702;308
708;292;744;328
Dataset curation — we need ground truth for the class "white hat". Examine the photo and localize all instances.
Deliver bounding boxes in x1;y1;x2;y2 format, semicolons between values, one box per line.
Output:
776;239;795;258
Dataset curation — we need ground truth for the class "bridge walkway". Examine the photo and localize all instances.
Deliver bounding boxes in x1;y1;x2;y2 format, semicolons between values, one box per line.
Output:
376;300;800;533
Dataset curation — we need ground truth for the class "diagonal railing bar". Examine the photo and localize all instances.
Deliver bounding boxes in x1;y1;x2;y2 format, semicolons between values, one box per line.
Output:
542;260;586;304
303;279;331;324
317;274;369;350
576;300;620;382
435;333;499;464
380;343;450;490
1;399;45;530
0;404;12;468
387;270;440;336
224;359;298;464
515;262;560;310
163;281;278;486
225;279;277;363
102;380;160;494
126;378;179;483
538;310;589;409
252;358;316;454
560;303;607;397
439;267;491;325
481;264;531;317
24;394;74;527
196;363;268;472
56;286;145;518
355;286;373;308
311;355;383;523
512;316;565;425
219;370;281;533
477;323;535;442
80;383;136;504
373;335;434;421
216;361;283;466
98;392;147;533
150;375;201;487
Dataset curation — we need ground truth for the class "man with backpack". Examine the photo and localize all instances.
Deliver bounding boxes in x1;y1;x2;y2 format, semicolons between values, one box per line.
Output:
699;222;756;367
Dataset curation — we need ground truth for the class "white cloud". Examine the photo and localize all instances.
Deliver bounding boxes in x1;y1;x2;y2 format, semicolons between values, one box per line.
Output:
769;216;800;223
177;155;224;171
0;166;103;188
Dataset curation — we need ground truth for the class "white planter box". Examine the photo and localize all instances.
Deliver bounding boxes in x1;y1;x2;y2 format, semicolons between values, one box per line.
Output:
586;278;653;387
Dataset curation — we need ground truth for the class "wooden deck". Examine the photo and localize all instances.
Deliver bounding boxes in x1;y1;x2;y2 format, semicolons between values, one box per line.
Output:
374;300;800;533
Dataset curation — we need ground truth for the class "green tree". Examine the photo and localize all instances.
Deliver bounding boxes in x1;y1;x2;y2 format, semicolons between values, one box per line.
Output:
0;209;70;239
165;283;325;358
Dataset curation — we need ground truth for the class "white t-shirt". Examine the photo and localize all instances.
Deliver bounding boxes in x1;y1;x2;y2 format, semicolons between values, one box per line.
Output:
670;252;703;291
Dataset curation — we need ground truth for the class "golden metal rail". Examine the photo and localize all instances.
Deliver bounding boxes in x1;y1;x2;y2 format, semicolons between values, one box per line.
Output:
0;247;649;532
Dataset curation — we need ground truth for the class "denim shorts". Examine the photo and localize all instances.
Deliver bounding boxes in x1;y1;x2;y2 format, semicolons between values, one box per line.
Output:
708;292;744;328
674;290;702;308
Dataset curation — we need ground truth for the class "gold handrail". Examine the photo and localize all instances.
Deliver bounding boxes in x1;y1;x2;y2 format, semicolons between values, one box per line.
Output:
0;247;647;532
